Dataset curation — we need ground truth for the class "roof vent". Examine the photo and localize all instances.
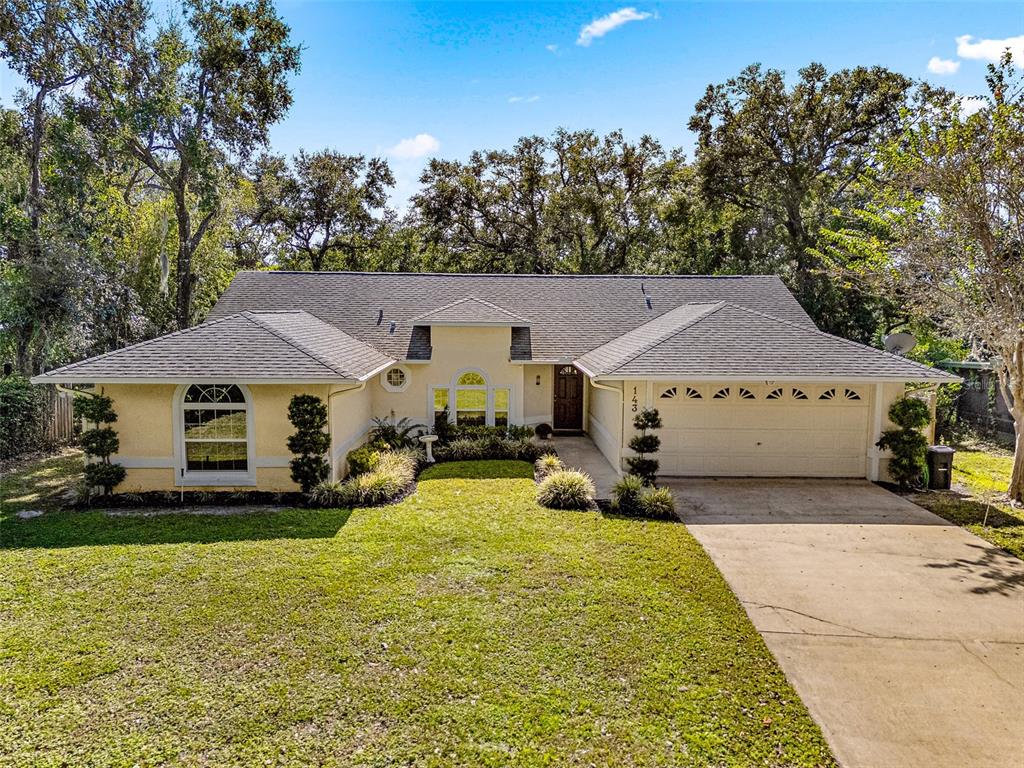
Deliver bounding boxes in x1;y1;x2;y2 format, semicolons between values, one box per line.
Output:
640;282;646;294
376;309;384;326
644;296;653;310
388;321;396;335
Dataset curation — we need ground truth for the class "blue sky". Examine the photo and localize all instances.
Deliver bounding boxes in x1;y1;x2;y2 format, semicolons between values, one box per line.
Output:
2;1;1022;208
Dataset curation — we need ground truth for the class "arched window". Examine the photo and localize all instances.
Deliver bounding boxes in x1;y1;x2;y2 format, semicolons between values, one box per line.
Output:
432;369;511;427
177;384;254;485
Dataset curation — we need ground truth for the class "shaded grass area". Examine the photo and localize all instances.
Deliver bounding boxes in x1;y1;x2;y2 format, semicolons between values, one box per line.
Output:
914;444;1023;560
0;448;83;513
1;458;834;767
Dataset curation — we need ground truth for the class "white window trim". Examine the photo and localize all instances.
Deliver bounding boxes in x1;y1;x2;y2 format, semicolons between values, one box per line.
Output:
173;383;257;487
380;364;411;393
427;368;514;428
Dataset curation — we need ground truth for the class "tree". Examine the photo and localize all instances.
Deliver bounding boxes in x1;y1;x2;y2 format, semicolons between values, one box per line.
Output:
254;150;395;271
286;394;330;493
689;63;912;341
819;54;1024;503
81;0;300;328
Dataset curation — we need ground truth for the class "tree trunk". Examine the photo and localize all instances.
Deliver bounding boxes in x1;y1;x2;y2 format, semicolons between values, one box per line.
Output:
1010;425;1024;505
28;89;45;236
173;191;193;329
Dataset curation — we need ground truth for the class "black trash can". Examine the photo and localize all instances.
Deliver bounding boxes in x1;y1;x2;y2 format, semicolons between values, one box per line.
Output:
926;446;955;490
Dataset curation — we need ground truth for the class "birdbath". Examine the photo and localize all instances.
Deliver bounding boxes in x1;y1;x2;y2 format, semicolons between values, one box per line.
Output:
419;434;438;463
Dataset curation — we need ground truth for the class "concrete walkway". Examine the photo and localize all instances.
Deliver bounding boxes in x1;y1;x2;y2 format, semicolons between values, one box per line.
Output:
543;435;620;499
667;479;1024;768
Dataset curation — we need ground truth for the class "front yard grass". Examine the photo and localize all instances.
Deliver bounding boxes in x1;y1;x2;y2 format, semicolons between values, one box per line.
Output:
913;442;1024;559
1;457;834;767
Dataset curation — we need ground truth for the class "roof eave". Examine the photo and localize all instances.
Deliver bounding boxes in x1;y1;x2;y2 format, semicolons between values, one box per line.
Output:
414;321;530;328
30;374;361;385
583;372;962;383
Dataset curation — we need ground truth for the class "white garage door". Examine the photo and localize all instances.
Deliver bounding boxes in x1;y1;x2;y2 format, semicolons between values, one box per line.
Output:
652;383;870;477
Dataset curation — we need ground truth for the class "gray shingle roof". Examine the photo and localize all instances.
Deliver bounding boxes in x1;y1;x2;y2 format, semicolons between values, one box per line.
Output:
209;271;814;361
576;302;959;381
32;311;393;383
411;296;530;325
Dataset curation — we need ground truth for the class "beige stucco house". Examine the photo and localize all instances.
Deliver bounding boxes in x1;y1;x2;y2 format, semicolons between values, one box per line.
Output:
33;271;957;492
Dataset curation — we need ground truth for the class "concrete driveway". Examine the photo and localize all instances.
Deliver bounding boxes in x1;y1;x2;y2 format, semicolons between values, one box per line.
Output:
668;479;1024;768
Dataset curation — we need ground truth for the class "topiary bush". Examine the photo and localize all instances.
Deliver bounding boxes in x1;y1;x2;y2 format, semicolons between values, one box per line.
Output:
877;396;932;490
626;407;662;485
0;376;48;459
76;392;126;495
287;394;331;493
535;453;564;480
536;469;595;510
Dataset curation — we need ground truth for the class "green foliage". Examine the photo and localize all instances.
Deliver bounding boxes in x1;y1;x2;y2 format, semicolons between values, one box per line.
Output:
612;475;677;520
536;469;595;510
75;393;117;425
80;426;118;458
433;436;542;464
346;445;381;477
310;450;418;508
888;397;931;430
286;394;330;493
534;453;564;480
0;376;47;459
83;461;126;494
626;408;662;485
76;392;123;494
611;474;645;516
369;415;424;449
877;397;932;489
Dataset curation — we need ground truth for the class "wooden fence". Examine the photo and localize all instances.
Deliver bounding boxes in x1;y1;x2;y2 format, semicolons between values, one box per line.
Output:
42;386;76;444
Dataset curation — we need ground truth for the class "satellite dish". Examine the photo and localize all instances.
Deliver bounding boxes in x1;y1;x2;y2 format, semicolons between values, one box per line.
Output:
884;332;917;356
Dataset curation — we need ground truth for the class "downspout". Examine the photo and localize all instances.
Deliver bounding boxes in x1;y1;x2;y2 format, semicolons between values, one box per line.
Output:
587;375;624;475
327;380;368;481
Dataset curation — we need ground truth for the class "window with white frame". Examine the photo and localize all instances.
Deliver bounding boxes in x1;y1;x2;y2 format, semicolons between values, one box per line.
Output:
430;370;511;427
381;365;410;393
180;384;251;473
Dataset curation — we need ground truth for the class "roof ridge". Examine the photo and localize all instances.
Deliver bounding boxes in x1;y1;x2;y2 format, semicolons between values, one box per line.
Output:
720;304;949;377
602;302;728;375
38;313;245;377
236;270;785;281
242;311;357;377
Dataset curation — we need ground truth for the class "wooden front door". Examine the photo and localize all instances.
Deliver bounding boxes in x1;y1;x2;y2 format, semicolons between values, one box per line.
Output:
553;365;584;431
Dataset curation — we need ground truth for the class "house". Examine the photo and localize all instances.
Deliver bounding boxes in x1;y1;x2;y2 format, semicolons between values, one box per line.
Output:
32;271;958;492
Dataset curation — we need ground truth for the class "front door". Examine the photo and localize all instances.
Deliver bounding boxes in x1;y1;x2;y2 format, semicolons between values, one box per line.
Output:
553;365;584;431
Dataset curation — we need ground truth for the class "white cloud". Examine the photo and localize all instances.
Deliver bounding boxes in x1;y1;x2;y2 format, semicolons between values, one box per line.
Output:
388;133;440;159
955;34;1024;62
577;7;652;47
508;95;540;104
927;56;960;75
546;43;558;53
959;96;988;117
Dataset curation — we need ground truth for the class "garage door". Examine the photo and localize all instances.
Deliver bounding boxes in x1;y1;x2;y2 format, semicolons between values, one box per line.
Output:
652;383;870;477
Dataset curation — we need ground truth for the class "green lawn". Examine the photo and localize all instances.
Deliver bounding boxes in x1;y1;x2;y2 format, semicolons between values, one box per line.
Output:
1;457;834;767
914;443;1024;559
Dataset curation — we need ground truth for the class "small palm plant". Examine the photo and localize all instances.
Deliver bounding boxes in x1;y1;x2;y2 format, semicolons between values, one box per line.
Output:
370;414;425;449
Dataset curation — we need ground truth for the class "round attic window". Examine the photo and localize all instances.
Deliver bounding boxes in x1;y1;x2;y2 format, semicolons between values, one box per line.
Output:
381;365;410;393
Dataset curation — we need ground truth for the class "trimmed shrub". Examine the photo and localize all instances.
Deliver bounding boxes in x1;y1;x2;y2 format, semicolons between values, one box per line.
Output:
535;453;564;479
310;449;417;508
537;469;595;510
534;423;553;440
0;376;48;459
626;407;662;485
877;396;932;489
437;423;534;442
76;393;126;495
612;475;677;520
434;436;541;463
611;474;645;516
639;487;677;520
286;394;331;493
347;445;382;476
